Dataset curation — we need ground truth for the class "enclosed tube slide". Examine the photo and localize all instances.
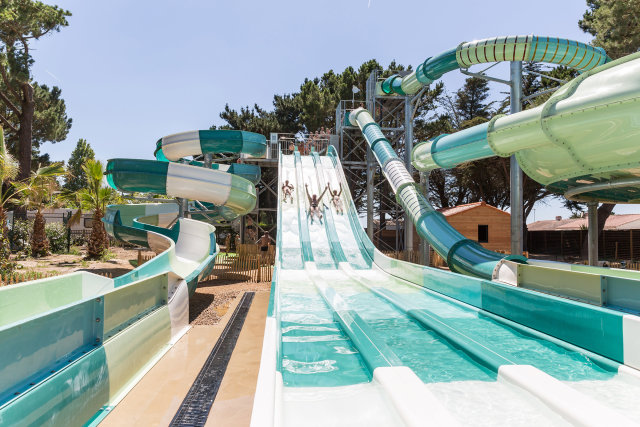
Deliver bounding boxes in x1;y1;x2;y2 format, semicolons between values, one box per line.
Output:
381;35;608;96
411;52;640;203
349;107;524;278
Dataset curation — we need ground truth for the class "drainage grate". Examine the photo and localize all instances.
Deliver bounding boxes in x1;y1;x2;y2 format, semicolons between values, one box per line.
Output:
170;292;255;426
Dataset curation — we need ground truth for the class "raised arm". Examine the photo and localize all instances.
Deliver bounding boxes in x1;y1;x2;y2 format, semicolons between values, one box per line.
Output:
337;183;343;196
305;183;312;202
318;185;329;201
327;181;334;194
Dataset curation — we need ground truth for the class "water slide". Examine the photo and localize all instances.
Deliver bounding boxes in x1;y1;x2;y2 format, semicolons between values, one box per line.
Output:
0;130;266;425
253;148;640;426
251;37;640;426
350;36;640;313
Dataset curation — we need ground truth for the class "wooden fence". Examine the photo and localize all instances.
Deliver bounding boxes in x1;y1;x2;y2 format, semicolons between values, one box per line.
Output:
203;252;275;283
138;247;275;283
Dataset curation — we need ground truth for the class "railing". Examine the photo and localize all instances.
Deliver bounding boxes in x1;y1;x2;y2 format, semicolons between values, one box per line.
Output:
268;133;334;158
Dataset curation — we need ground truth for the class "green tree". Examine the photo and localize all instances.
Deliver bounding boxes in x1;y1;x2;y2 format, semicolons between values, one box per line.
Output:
18;161;66;256
580;0;640;59
62;159;119;258
63;139;95;191
0;0;72;180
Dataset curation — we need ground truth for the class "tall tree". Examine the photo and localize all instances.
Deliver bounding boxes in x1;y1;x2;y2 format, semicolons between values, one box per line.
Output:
0;0;72;180
453;77;493;125
63;138;95;191
579;0;640;59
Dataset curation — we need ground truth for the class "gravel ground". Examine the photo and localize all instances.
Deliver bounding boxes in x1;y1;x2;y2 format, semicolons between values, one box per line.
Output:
13;247;155;277
190;279;272;325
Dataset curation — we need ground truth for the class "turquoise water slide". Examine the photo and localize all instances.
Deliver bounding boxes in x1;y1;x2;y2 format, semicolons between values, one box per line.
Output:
0;129;266;425
350;35;640;308
252;150;640;426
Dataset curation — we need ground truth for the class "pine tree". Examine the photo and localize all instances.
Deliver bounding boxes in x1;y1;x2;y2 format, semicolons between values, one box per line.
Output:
579;0;640;60
64;139;94;191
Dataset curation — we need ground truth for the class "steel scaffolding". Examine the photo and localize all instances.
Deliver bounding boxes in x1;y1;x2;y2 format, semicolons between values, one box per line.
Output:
335;70;421;252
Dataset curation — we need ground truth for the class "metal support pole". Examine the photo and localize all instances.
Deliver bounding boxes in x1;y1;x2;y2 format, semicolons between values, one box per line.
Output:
509;61;524;255
240;215;245;244
588;202;599;266
177;197;189;219
404;96;414;252
203;153;213;169
419;171;430;266
366;147;374;241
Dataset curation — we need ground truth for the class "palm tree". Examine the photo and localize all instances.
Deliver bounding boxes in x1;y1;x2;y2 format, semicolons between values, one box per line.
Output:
61;159;119;258
19;163;66;257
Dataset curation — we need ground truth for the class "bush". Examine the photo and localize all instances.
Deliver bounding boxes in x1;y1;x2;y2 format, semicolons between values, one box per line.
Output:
0;228;16;276
45;222;68;254
9;219;33;254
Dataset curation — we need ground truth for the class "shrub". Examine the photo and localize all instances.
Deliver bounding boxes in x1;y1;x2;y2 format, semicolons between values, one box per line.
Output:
45;222;67;254
0;228;16;275
9;219;33;254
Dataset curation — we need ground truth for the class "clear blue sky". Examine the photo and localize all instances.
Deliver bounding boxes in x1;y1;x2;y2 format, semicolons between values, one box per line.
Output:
30;0;640;222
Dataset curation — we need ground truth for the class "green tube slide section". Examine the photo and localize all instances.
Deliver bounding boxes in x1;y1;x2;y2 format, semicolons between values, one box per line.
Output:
412;51;640;203
382;35;609;96
350;107;524;279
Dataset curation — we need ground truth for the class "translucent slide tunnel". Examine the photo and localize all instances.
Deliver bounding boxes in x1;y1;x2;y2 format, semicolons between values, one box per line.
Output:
0;129;266;425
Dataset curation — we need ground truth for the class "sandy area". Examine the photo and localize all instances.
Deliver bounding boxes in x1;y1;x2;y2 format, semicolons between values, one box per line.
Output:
190;279;271;325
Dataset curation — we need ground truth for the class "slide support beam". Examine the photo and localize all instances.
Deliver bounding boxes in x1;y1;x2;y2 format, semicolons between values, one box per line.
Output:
588;202;599;266
404;96;414;251
510;61;523;255
367;146;375;241
419;171;430;266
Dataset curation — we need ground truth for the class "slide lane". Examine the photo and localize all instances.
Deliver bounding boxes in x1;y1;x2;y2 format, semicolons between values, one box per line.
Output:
314;153;370;270
257;152;640;426
296;154;337;269
323;152;640;424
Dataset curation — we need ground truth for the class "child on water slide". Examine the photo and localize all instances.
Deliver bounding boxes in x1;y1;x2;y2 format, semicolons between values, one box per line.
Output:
327;182;343;215
305;183;328;224
282;180;294;203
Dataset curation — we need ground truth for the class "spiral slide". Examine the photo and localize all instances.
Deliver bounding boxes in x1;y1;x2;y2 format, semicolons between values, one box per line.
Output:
0;130;266;425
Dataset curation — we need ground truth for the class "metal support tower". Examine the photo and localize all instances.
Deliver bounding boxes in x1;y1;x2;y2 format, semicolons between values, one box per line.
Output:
334;70;419;252
510;61;524;255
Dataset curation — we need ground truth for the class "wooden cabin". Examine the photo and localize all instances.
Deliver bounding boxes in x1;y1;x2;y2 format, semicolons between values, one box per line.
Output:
412;201;511;252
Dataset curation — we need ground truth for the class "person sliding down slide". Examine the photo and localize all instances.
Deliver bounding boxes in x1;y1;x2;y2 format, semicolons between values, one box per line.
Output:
305;183;328;225
328;182;343;215
282;180;294;203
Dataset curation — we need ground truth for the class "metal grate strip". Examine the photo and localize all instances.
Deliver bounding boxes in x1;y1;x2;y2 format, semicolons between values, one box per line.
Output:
170;292;255;426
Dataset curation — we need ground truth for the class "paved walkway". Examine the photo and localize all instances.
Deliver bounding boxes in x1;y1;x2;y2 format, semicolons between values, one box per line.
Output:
101;291;270;427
